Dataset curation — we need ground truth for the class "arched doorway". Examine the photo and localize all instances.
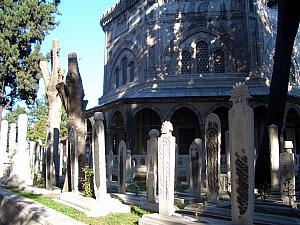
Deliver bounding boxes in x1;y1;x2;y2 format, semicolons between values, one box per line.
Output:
132;108;161;155
110;111;125;155
171;107;200;155
284;108;300;155
212;107;228;155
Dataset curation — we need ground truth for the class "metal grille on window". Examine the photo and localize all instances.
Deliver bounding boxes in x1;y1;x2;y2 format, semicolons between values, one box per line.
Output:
129;61;134;82
115;68;120;88
122;57;127;85
196;41;209;73
181;50;191;74
214;49;225;73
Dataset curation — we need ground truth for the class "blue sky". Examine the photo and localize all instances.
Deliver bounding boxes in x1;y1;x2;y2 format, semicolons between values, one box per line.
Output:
40;1;118;109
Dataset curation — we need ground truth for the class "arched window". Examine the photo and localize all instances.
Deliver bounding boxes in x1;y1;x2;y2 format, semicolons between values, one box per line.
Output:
129;61;134;82
214;49;225;73
181;50;191;74
122;57;127;85
115;68;120;88
196;41;209;73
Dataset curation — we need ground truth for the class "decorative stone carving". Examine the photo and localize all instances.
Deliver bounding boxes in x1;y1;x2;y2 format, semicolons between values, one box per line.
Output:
118;140;127;193
229;83;254;225
146;129;159;203
158;121;176;216
205;113;221;203
280;141;295;206
189;138;202;198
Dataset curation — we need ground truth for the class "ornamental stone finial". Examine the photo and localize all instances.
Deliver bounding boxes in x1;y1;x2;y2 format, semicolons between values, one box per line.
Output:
230;82;252;104
161;121;173;137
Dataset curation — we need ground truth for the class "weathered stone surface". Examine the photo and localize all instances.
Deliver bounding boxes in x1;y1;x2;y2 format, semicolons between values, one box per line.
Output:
269;124;280;192
118;140;127;193
280;141;295;206
68;126;79;192
158;121;176;216
8;123;16;154
0;120;8;177
205;113;221;203
189;138;202;198
229;83;254;225
92;112;108;200
146;129;159;203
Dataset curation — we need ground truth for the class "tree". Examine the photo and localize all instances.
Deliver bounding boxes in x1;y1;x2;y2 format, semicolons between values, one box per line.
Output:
0;0;60;121
255;0;300;186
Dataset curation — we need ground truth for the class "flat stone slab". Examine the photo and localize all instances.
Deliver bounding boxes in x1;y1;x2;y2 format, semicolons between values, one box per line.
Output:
0;187;85;225
58;192;131;217
139;213;230;225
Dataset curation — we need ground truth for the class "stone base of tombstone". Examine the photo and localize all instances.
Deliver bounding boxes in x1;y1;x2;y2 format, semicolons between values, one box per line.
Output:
58;192;130;217
6;150;32;186
139;213;198;225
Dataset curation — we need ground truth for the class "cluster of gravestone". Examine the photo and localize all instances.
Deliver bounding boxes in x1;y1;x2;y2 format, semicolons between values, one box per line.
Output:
0;82;297;223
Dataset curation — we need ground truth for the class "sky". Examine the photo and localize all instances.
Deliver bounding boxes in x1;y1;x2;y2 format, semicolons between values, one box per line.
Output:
39;0;118;109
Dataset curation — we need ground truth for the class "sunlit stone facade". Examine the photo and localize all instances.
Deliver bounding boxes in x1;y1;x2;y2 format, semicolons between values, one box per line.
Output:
86;0;300;185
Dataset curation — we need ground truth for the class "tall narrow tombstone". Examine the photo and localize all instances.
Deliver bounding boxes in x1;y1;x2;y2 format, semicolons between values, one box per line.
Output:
46;132;54;190
118;140;127;193
280;141;295;206
225;130;230;172
53;128;60;186
92;112;108;200
229;83;254;225
107;149;113;181
0;120;8;177
205;113;221;203
158;121;176;216
269;124;280;192
59;142;64;176
126;149;132;182
69;126;79;192
189;138;202;198
29;141;35;178
9;114;31;185
175;143;179;184
33;140;42;182
146;129;159;203
8;123;16;154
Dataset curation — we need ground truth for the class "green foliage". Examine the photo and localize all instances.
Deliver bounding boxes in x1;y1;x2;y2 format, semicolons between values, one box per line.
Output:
130;204;150;217
256;182;271;201
0;0;60;109
80;166;94;197
174;198;188;209
4;96;67;144
3;186;142;225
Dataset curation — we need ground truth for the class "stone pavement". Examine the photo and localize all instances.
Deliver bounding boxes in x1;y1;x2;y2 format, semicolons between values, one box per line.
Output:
0;187;85;225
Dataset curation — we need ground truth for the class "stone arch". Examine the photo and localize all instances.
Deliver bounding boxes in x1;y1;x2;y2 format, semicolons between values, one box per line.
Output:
132;108;161;155
132;104;164;122
162;24;233;75
212;107;229;155
167;104;202;123
284;107;300;154
110;111;125;155
170;107;201;154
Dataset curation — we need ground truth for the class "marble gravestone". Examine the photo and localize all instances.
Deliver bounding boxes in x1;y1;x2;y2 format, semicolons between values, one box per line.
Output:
280;141;295;207
158;121;176;216
205;113;221;203
146;129;159;203
118;140;127;193
189;138;202;198
126;149;132;182
229;83;254;225
8;123;16;154
69;126;79;192
8;114;32;186
0;120;8;177
269;124;280;192
107;149;113;181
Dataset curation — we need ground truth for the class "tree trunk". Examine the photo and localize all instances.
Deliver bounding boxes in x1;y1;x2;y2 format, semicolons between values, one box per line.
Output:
40;39;63;190
255;0;300;186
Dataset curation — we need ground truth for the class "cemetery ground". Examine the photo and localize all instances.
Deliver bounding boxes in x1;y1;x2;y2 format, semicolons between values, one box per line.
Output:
1;179;300;225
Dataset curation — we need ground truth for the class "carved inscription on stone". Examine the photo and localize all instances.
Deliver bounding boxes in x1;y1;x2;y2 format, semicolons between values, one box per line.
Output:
235;149;248;215
206;122;219;193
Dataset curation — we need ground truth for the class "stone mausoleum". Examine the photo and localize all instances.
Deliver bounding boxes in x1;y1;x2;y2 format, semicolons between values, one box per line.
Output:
86;0;300;186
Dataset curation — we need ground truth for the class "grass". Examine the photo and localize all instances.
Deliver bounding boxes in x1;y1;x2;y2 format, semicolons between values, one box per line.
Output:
2;186;147;225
